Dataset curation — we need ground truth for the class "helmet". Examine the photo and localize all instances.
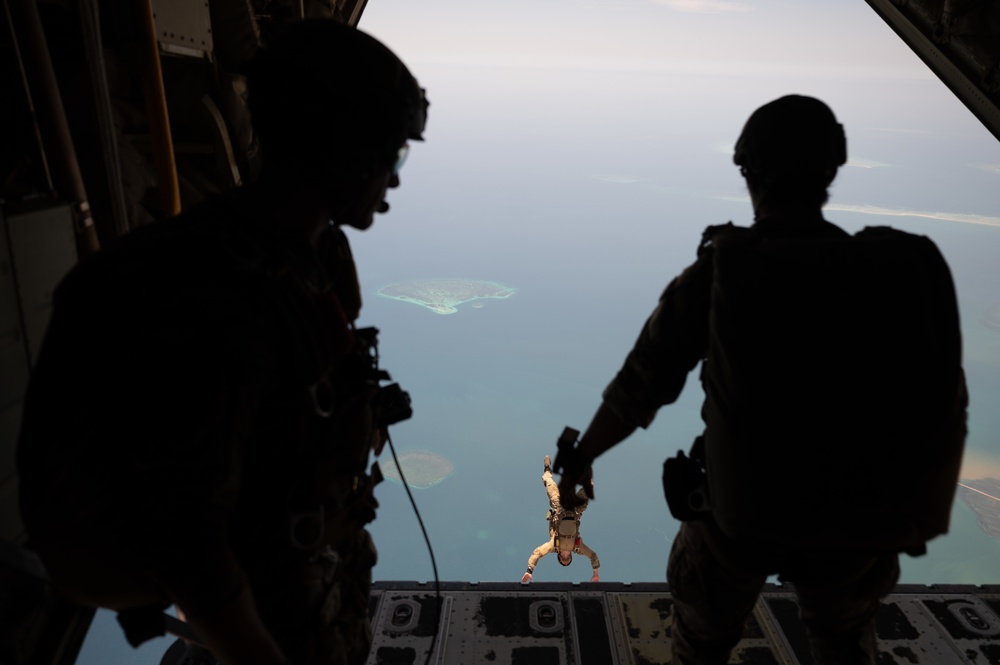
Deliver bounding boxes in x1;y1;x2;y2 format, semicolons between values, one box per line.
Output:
733;95;845;178
247;19;428;174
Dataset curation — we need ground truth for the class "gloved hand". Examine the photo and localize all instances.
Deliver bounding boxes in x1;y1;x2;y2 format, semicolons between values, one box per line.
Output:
557;466;593;511
520;572;532;584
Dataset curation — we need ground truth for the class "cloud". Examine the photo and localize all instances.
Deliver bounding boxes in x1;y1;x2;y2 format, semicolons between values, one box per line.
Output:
845;158;888;169
650;0;750;12
591;174;640;184
970;163;1000;175
864;127;931;135
713;195;1000;228
708;145;886;168
824;203;1000;227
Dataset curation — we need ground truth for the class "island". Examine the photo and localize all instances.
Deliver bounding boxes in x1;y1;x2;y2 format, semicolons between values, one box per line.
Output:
380;450;455;490
377;279;516;314
958;478;1000;541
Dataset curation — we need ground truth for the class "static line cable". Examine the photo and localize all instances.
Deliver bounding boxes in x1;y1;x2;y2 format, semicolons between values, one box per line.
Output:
2;0;53;193
384;430;441;665
79;0;130;238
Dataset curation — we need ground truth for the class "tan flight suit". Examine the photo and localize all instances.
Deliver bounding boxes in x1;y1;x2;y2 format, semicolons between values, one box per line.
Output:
526;471;601;572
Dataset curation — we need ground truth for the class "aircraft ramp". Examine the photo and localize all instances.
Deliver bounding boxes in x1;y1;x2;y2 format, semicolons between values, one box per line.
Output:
367;581;1000;665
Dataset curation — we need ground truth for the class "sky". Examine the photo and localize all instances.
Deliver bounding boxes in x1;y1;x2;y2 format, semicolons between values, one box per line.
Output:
77;1;1000;663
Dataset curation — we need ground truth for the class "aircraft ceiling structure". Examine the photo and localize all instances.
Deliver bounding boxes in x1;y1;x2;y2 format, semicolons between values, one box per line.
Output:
866;0;1000;143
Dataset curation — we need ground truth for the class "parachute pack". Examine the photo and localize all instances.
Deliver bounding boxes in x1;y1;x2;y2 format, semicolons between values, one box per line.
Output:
699;223;967;555
552;509;581;552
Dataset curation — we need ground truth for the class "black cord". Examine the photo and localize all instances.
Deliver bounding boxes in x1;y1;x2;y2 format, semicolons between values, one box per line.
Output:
384;430;441;665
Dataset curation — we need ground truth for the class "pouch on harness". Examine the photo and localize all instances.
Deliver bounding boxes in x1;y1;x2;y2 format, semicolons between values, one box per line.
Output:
552;509;581;552
698;224;966;555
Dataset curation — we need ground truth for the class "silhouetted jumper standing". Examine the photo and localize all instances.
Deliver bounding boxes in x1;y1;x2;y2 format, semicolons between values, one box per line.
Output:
17;20;428;665
554;95;967;665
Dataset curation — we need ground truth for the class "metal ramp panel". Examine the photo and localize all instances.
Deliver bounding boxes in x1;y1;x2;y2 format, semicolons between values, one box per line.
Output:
368;582;1000;665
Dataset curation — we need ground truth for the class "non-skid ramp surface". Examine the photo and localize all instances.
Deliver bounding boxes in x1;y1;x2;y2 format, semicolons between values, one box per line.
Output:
367;582;1000;665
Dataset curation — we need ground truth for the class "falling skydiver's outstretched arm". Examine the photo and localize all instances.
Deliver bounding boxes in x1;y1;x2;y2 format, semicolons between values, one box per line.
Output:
522;538;554;583
577;539;601;582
